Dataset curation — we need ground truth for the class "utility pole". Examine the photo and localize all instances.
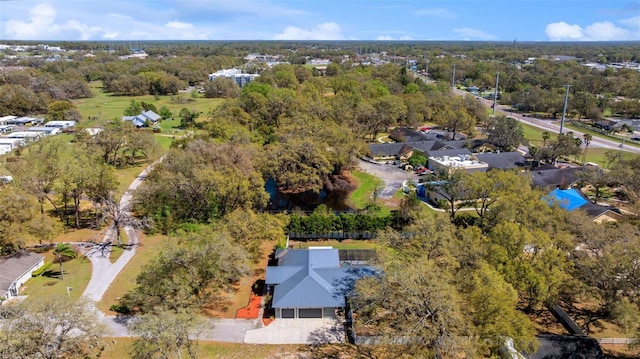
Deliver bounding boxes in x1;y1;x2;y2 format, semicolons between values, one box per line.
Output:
451;64;456;91
492;71;500;115
559;84;571;134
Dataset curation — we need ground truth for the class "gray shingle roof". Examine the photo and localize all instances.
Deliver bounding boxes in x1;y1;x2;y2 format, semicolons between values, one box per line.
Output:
531;167;582;188
475;152;527;170
0;251;44;297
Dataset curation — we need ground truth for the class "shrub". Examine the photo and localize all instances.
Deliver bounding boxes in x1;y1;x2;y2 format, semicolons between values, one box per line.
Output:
32;262;52;277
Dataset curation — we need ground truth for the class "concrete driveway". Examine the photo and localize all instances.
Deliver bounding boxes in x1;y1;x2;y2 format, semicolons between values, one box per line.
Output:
244;319;345;344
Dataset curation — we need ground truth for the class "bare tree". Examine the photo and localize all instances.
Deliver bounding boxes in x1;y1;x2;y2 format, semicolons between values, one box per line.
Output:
97;195;140;247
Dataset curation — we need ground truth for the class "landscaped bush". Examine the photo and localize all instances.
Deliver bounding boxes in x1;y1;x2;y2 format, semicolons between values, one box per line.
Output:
31;262;53;277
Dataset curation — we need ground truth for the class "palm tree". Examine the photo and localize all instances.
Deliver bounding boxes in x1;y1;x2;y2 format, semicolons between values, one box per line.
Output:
53;243;77;280
542;131;550;147
583;133;592;165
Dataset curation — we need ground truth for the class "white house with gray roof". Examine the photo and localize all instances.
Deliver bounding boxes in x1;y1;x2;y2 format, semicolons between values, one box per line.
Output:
0;251;45;301
265;247;375;319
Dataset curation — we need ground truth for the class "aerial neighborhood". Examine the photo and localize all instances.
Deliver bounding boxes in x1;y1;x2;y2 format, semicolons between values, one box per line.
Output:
0;38;639;359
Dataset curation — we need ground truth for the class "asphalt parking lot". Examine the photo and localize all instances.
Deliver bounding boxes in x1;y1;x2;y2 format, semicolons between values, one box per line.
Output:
356;159;417;199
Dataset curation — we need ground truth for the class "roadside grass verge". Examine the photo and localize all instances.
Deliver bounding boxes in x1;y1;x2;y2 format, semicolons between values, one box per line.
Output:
99;338;302;359
96;233;165;313
21;249;92;301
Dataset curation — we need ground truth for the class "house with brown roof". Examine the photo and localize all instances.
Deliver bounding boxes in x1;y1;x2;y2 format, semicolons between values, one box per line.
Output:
0;251;45;301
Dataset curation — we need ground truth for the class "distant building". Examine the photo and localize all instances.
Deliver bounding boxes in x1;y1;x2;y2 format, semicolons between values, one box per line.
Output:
44;120;76;129
122;110;161;128
208;69;259;88
428;153;489;173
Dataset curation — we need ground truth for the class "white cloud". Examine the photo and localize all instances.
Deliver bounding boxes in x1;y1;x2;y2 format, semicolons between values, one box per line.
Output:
545;22;583;40
453;27;496;40
545;18;640;41
272;22;344;40
619;16;640;28
414;8;456;19
165;21;194;30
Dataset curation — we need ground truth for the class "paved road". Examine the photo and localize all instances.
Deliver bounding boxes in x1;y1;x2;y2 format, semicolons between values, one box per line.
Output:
81;159;163;303
452;87;640;155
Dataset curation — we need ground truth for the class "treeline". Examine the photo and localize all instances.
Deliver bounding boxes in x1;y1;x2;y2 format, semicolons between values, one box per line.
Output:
426;56;640;119
5;40;638;62
0;121;159;255
286;206;390;238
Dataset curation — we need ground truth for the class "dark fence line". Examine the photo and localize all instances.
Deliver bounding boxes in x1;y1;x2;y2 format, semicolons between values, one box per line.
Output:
286;231;376;240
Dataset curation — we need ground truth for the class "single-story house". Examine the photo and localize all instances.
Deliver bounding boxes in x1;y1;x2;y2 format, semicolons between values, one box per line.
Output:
6;131;44;142
0;115;18;125
427;149;489;173
27;126;62;136
531;167;582;189
368;139;488;162
122;110;161;128
265;247;376;319
593;119;616;131
0;125;14;133
612;119;640;132
6;117;44;126
0;251;45;300
475;152;527;171
83;127;104;137
0;138;25;149
44;120;76;129
545;188;621;222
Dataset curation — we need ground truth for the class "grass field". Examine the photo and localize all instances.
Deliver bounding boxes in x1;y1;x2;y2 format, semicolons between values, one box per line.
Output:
96;233;166;313
21;249;92;302
99;338;302;359
348;170;380;209
73;81;226;127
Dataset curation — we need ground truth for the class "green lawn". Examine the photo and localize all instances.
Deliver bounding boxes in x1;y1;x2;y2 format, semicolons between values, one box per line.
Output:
21;249;92;302
348;170;381;209
521;122;546;145
74;81;226;127
97;234;166;313
99;338;301;359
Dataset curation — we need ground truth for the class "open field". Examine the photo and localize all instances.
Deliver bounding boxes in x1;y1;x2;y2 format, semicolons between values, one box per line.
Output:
99;338;302;359
21;249;92;302
73;81;225;127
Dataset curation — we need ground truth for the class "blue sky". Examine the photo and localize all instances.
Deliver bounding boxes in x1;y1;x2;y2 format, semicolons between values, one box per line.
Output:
0;0;639;41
